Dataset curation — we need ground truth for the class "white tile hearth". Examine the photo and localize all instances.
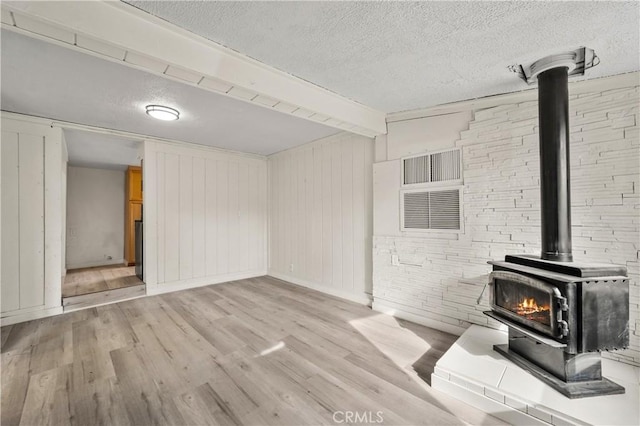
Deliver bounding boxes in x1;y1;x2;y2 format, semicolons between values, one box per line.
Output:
432;325;640;426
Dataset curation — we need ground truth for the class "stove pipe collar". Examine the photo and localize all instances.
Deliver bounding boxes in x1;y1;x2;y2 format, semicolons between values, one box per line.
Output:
509;47;599;85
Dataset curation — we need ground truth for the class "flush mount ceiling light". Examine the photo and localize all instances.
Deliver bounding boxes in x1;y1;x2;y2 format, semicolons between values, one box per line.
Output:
145;104;180;121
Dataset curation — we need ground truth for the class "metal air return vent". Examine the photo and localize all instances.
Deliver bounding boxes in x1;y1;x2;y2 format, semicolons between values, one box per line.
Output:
403;148;461;186
401;188;461;231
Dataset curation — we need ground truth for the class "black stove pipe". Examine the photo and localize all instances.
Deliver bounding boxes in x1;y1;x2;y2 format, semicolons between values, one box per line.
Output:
538;66;573;262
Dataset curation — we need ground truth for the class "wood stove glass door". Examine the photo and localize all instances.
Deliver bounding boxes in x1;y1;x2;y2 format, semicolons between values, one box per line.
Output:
490;271;562;337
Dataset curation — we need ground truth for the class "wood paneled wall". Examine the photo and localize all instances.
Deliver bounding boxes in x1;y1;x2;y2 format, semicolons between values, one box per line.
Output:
1;115;66;324
143;140;267;294
268;133;374;304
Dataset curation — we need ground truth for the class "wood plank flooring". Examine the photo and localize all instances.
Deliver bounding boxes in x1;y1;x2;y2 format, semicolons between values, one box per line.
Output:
62;265;142;297
1;276;506;426
63;284;146;312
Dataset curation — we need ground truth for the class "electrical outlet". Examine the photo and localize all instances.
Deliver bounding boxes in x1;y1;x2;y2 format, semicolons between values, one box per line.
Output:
391;255;400;266
289;263;294;272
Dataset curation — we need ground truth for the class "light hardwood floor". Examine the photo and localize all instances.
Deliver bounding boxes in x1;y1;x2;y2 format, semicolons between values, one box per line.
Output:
1;276;505;425
62;265;143;297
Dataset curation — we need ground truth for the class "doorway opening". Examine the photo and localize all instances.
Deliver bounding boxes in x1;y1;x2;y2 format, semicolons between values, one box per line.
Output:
63;129;145;310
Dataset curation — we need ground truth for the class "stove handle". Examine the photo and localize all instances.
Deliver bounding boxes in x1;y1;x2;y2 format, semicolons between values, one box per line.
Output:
552;288;569;337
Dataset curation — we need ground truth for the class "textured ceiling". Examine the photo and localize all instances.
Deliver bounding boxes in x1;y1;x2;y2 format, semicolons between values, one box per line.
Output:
125;1;640;113
64;129;142;171
1;30;338;155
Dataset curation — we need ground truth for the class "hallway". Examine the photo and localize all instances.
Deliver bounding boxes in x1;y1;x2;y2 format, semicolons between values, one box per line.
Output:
62;265;142;298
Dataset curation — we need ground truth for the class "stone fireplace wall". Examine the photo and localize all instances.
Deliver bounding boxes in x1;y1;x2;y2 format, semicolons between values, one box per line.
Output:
372;78;639;366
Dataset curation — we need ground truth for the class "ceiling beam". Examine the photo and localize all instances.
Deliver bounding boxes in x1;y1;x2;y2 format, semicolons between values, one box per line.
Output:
2;0;387;137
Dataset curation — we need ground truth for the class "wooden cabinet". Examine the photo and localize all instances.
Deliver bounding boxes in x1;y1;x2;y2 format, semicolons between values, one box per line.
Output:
125;201;142;266
124;166;142;266
128;166;142;201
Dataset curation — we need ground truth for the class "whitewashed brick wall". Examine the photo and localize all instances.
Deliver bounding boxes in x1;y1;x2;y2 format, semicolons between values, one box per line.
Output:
373;84;640;365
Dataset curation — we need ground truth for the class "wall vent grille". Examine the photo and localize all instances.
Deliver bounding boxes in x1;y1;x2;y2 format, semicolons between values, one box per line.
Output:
403;154;430;185
403;148;461;186
402;188;461;231
431;149;461;183
403;191;430;229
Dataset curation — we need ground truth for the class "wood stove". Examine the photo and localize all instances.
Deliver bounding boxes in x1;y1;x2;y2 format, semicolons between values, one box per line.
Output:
486;255;629;398
484;52;630;398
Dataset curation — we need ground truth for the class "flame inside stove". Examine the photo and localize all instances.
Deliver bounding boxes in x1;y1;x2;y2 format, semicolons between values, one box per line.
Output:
517;298;550;316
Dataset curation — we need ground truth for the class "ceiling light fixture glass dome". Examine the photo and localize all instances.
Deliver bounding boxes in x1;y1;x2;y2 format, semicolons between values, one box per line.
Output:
145;105;180;121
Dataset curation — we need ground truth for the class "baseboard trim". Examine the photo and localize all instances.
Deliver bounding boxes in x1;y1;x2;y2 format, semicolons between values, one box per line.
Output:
66;258;126;270
268;271;373;306
146;270;267;296
372;300;467;336
1;306;64;326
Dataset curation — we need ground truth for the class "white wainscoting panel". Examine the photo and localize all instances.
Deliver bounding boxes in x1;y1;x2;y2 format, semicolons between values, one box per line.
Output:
268;132;374;303
144;140;267;294
1;114;66;324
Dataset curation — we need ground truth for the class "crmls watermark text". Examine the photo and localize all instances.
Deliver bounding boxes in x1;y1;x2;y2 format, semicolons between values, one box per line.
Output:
332;411;384;424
